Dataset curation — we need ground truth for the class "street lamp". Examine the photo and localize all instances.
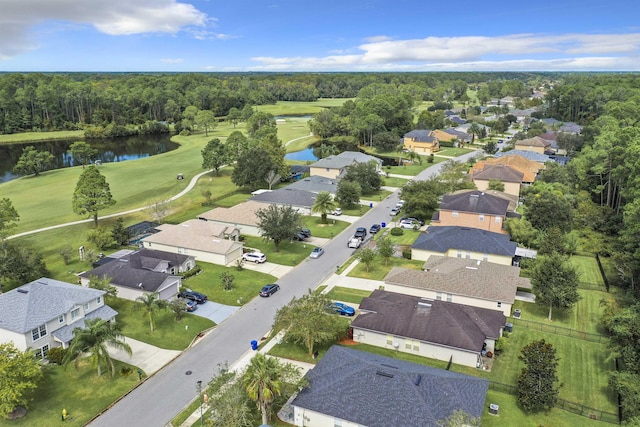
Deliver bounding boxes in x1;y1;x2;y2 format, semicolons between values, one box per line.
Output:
196;380;204;426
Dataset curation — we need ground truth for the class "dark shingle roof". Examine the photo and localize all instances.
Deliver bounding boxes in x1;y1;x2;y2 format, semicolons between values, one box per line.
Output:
471;164;524;183
412;226;517;256
439;190;510;215
283;175;338;194
250;188;317;208
354;290;505;351
404;129;436;142
291;346;489;426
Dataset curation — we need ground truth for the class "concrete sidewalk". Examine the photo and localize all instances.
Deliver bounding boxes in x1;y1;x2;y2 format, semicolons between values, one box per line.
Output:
108;336;181;376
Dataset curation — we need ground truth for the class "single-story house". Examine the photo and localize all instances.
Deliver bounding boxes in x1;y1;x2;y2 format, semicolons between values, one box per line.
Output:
515;136;552;154
431;190;511;234
309;151;382;179
0;278;117;359
352;289;505;367
471;164;524;197
79;249;192;301
403;129;440;153
250;188;317;215
198;200;265;237
283;175;339;195
383;256;531;316
141;219;244;266
289;345;489;427
412;225;517;266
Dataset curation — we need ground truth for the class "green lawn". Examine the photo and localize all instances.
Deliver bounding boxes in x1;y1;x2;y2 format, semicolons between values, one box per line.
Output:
108;298;215;350
382;176;409;187
0;360;140;427
301;216;350;238
436;147;475;157
360;189;393;202
255;99;351;116
242;235;315;266
347;256;424;281
569;255;606;288
324;286;372;304
182;261;277;306
0;130;85;144
377;228;421;245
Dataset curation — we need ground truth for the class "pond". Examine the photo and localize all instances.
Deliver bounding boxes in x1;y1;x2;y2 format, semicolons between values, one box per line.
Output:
285;147;318;162
0;133;178;183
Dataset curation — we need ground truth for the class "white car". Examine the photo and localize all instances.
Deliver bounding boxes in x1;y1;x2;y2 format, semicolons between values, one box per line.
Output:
390;207;400;216
399;220;416;229
332;208;342;216
396;200;405;208
242;252;267;263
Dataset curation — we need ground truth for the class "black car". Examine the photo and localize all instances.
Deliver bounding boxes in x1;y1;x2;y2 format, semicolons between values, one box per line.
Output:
354;227;367;240
259;283;280;297
178;290;208;304
293;232;307;241
298;228;312;238
369;224;381;234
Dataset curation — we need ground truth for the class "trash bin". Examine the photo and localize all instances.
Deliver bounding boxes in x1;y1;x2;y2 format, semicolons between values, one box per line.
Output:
505;322;513;333
489;403;499;415
381;222;386;228
250;340;258;350
513;309;521;319
369;202;373;208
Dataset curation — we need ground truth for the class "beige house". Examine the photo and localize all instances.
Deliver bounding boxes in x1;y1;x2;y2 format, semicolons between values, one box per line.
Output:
432;190;511;234
198;200;264;237
383;256;531;317
403;130;440;153
141;219;244;265
473;154;542;184
309;151;382;179
515;136;551;154
471;164;524;197
352;290;505;368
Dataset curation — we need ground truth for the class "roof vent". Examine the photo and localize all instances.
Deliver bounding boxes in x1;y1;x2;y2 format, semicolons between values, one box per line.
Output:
465;266;478;270
17;289;28;294
380;363;398;369
417;302;432;308
376;370;394;378
413;374;422;386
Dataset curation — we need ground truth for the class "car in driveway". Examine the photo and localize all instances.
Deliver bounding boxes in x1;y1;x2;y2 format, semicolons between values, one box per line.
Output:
309;247;325;258
399;219;417;229
369;224;381;234
327;302;356;316
354;227;367;240
293;232;307;241
184;299;198;312
259;283;280;297
400;217;425;226
332;208;342;216
242;251;267;263
298;228;312;238
178;289;208;304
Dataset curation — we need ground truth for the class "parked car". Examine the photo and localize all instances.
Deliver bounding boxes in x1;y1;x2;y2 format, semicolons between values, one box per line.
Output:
400;217;425;226
298;228;312;238
399;220;416;229
354;227;367;240
396;199;405;208
178;289;208;304
293;232;307;241
259;283;280;297
347;237;361;249
390;207;400;216
332;208;342;216
184;299;198;312
327;302;356;316
309;247;325;258
369;224;381;234
242;251;267;263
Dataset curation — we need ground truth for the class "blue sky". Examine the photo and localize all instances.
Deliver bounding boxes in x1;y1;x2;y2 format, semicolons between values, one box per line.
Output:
1;0;639;72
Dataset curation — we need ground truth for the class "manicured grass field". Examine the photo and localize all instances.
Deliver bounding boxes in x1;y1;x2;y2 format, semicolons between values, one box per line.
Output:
382;176;409;187
346;256;424;281
436;147;475;157
0;130;85;143
569;255;606;288
324;286;372;304
301;216;350;238
255;99;351;116
0;360;140;427
242;235;315;266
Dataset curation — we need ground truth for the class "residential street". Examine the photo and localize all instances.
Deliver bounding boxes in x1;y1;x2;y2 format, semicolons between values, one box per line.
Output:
88;151;481;427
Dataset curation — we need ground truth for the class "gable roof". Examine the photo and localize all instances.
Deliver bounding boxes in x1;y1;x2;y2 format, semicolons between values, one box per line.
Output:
283;175;339;194
291;346;489;426
515;136;551;148
384;256;530;304
353;290;505;351
471;164;525;183
559;122;582;133
541;118;562;125
472;157;538;182
404;129;436;142
250;188;317;209
0;278;107;333
141;219;243;255
198;200;263;226
439;190;510;215
412;226;517;257
310;155;355;170
494;149;551;163
334;150;382;166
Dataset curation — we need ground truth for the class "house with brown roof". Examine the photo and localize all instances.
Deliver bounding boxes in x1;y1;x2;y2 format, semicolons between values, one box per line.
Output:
197;200;264;237
352;289;505;367
383;256;531;316
403;130;440;153
515;136;552;154
472;154;542;184
140;219;244;266
431;190;511;234
470;164;524;197
431;128;471;145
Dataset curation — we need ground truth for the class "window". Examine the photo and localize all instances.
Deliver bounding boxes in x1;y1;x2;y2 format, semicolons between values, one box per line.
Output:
452;211;459;217
83;303;89;311
58;314;65;324
71;308;80;320
386;335;393;346
436;292;442;301
31;325;47;341
456;250;462;258
495;216;501;223
479;214;485;222
405;339;413;350
35;344;49;360
413;342;420;351
483;253;489;261
325;168;330;172
96;296;102;305
497;302;502;308
446;293;453;302
465;251;471;259
334;419;343;427
178;247;184;254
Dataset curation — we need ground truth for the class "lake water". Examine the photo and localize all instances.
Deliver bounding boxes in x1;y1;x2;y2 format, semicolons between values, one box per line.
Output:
0;134;178;183
285;147;318;161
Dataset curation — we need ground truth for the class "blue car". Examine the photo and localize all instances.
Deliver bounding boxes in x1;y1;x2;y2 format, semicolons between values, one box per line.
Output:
327;302;356;316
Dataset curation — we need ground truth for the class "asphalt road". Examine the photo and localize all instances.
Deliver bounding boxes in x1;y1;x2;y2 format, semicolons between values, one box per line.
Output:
88;151;481;427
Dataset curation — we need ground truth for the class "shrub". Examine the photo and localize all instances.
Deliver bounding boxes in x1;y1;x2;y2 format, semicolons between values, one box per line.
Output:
402;249;412;259
46;347;67;365
120;366;133;376
181;266;202;279
390;227;404;236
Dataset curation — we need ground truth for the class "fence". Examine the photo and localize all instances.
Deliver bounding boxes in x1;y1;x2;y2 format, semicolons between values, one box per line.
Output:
488;381;619;424
595;253;611;292
510;318;608;343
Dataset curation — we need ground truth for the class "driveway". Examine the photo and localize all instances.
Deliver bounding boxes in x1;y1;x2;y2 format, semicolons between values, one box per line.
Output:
190;301;240;324
108;336;181;376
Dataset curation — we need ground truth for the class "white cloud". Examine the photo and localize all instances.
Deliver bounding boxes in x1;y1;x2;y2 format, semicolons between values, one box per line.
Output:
0;0;209;59
250;32;640;71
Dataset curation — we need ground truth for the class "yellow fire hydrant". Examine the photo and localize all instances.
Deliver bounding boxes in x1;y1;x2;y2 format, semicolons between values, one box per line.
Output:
61;408;67;421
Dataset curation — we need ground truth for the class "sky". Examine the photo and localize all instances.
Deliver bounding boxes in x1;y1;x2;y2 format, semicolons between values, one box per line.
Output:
1;0;639;72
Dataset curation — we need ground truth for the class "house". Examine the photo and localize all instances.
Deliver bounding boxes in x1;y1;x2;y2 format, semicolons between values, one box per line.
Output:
431;128;472;144
0;278;117;359
431;190;511;234
455;122;491;138
250;188;317;215
472;154;542;184
141;219;244;266
352;289;505;367
448;115;467;125
494;149;552;164
79;249;192;301
383;256;531;316
515;136;552;154
559;122;582;134
283;175;339;195
309;151;382;179
470;164;524;197
289;346;489;427
403;129;440;153
198;200;265;237
411;226;517;266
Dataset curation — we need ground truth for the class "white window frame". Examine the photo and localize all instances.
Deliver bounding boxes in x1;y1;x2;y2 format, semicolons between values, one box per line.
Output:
32;324;47;341
452;211;459;217
71;307;80;320
83;302;90;311
436;292;442;301
58;314;65;324
479;214;485;222
495;216;501;223
483;253;489;261
96;296;102;305
35;344;49;360
446;293;453;302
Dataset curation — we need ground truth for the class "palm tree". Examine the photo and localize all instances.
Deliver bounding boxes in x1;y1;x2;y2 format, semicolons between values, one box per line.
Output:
63;318;132;377
243;353;286;425
468;123;482;144
311;191;336;224
133;292;168;332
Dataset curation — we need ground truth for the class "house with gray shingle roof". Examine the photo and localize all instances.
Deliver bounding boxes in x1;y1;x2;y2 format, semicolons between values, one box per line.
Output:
351;289;505;367
494;149;551;164
289;345;489;427
383;256;530;317
309;151;382;179
79;249;192;301
432;190;511;234
515;136;552;154
412;226;517;266
282;175;339;195
403;129;441;153
198;200;265;237
250;188;317;214
0;278;117;359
